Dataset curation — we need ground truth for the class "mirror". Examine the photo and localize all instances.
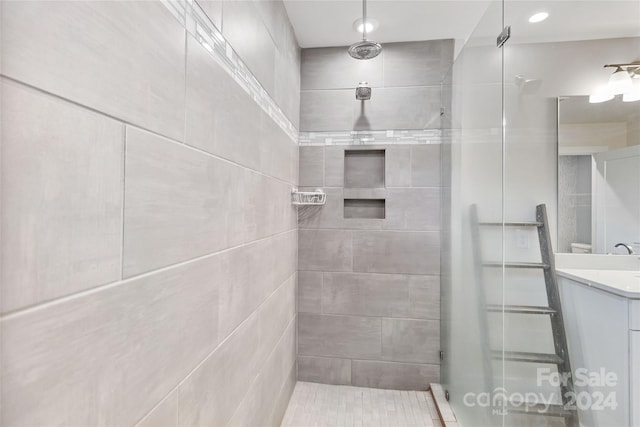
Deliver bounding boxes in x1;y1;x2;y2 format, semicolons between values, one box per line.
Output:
557;95;640;254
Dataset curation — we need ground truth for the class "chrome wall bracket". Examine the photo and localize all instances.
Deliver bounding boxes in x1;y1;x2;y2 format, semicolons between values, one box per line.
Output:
497;26;511;48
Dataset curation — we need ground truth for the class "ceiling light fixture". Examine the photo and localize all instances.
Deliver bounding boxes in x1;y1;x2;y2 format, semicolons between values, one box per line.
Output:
589;86;614;104
348;0;382;60
353;18;378;35
528;12;549;23
589;62;640;103
623;79;640;102
608;66;633;94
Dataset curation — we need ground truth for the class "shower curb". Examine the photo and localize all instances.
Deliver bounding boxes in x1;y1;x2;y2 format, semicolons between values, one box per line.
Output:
429;383;460;427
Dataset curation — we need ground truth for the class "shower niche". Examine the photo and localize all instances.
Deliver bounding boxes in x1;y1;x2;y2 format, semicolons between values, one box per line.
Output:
343;149;386;219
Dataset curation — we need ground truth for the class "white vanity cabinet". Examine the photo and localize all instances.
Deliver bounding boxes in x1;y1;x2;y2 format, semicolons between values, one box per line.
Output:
632;330;640;427
557;270;640;427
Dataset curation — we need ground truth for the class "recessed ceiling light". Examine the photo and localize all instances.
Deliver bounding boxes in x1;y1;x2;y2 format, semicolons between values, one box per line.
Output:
528;12;549;23
352;18;379;34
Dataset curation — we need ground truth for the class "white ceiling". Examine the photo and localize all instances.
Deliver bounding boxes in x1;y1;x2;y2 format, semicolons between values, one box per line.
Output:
283;0;640;50
283;1;490;48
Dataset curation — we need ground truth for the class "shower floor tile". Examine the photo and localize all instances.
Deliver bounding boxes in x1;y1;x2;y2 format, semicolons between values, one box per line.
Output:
281;381;443;427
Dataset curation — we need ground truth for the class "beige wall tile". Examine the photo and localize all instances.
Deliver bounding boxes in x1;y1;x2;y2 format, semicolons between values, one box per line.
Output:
322;272;439;319
300;90;354;131
297;355;352;385
383;40;454;87
352;231;440;275
136;391;177;427
1;80;123;313
259;275;296;361
298;313;382;359
185;37;263;172
178;312;261;427
2;1;186;141
299;229;353;271
351;360;440;390
301;46;383;90
123;127;244;277
218;230;297;340
382;318;440;364
298;271;322;313
1;258;219;427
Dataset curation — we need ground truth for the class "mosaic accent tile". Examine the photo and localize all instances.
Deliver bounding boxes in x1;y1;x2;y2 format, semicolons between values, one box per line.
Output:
161;0;299;143
299;129;443;146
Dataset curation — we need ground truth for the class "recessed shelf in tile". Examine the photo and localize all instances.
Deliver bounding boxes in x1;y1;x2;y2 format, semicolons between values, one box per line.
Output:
344;149;385;188
344;199;385;219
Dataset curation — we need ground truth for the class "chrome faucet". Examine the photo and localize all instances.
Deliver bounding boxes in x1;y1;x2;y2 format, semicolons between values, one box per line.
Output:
614;243;634;254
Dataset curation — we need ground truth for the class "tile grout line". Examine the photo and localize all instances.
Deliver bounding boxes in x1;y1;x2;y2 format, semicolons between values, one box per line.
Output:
181;0;299;143
120;125;127;281
0;76;297;189
176;389;180;427
182;24;189;147
1;228;297;320
133;270;297;427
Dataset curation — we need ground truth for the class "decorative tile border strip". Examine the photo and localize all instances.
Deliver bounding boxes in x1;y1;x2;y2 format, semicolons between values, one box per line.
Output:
160;0;299;143
299;129;443;146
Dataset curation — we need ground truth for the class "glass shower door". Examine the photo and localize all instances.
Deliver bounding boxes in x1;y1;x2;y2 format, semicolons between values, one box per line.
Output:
442;2;505;426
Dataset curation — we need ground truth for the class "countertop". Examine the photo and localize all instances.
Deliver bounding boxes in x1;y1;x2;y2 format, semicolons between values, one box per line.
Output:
556;268;640;299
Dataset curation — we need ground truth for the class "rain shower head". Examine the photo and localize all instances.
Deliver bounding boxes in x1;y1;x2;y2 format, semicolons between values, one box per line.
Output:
355;82;371;100
348;0;382;60
348;40;383;61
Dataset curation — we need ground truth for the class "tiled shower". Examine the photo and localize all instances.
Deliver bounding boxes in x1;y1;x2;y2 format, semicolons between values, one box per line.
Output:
296;41;450;390
1;0;449;421
2;0;639;426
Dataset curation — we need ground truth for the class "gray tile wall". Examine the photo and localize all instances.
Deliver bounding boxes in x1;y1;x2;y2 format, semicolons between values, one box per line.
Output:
297;144;443;390
1;1;299;426
300;40;454;131
297;38;451;389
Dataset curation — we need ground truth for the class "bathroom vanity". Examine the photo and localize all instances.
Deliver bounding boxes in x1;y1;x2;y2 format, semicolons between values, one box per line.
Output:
556;255;640;427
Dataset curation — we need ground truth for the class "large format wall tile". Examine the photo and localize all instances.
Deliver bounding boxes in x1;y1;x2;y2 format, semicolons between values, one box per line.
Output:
260;112;299;184
351;360;440;390
324;146;345;187
300;90;354;131
275;44;302;129
1;258;219;427
185;37;263;172
382;318;440;364
244;171;295;242
258;275;296;361
301;47;383;90
411;145;441;187
123;127;244;277
136;391;178;427
2;1;186;141
1;80;123;313
298;313;382;359
178;312;261;427
322;272;439;319
383;40;454;87
228;320;296;427
297;355;352;385
352;231;440;274
222;0;276;96
352;86;442;131
218;231;297;340
385;146;412;187
385;188;441;231
299;146;324;187
299;229;353;271
298;271;322;313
